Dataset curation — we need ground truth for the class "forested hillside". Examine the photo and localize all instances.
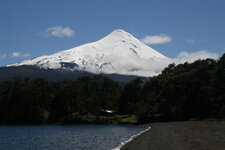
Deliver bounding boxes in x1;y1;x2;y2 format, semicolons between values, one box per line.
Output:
0;54;224;124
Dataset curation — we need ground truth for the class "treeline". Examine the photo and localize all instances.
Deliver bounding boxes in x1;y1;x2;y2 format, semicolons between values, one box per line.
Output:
136;54;225;122
0;76;122;124
0;54;224;124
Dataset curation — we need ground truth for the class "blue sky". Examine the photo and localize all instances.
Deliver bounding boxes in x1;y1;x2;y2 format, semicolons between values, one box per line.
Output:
0;0;225;66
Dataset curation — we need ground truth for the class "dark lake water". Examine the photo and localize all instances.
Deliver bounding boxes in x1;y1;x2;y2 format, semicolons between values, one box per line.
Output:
0;125;147;150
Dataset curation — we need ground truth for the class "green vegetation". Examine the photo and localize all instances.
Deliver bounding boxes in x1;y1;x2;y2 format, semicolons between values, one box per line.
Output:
137;54;225;123
0;54;224;124
64;114;137;124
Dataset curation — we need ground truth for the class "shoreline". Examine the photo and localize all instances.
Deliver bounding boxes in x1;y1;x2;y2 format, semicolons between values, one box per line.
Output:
111;125;151;150
120;121;225;150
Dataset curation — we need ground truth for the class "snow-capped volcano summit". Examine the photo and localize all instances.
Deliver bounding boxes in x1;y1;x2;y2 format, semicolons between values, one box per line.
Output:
10;29;171;77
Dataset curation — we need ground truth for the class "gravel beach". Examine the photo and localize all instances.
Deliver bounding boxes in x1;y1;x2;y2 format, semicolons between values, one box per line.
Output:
121;121;225;150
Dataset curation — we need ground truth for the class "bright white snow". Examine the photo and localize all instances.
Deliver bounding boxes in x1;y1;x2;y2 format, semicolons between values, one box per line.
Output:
9;29;172;77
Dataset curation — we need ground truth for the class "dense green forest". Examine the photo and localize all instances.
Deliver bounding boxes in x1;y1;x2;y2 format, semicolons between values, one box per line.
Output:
0;54;224;124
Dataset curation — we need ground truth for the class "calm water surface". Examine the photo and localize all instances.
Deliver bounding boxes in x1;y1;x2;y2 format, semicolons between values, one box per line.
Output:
0;125;146;150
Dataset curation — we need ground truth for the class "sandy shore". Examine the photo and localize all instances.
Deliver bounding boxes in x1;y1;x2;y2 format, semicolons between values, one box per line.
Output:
121;121;225;150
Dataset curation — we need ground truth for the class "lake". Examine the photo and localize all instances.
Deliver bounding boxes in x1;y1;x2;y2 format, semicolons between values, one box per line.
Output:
0;125;147;150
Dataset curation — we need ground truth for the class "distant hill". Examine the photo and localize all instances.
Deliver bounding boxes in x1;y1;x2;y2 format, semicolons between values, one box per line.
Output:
0;65;148;84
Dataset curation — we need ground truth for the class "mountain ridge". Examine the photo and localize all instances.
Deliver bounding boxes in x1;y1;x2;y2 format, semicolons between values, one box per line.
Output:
0;65;148;84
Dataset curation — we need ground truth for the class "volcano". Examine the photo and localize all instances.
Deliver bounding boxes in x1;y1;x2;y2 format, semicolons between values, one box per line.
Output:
9;29;171;77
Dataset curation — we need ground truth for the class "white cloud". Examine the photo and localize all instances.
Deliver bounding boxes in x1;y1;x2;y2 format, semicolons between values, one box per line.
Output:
173;50;219;64
22;53;30;57
12;52;20;57
185;38;195;44
45;26;74;38
12;52;30;58
141;34;172;45
0;53;7;59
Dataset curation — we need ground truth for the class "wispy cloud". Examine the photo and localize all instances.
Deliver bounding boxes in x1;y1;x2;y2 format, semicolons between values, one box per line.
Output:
44;26;74;38
0;53;7;59
185;38;208;44
141;34;172;45
11;52;30;58
185;38;195;44
173;50;219;64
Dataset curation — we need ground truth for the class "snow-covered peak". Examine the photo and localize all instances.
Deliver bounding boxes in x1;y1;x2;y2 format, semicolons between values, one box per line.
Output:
9;29;171;77
105;29;133;39
98;29;168;59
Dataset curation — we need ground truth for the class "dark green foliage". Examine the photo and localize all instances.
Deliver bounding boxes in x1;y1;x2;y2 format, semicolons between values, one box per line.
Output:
0;76;122;124
137;57;225;123
0;78;52;124
213;54;225;119
118;78;142;114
